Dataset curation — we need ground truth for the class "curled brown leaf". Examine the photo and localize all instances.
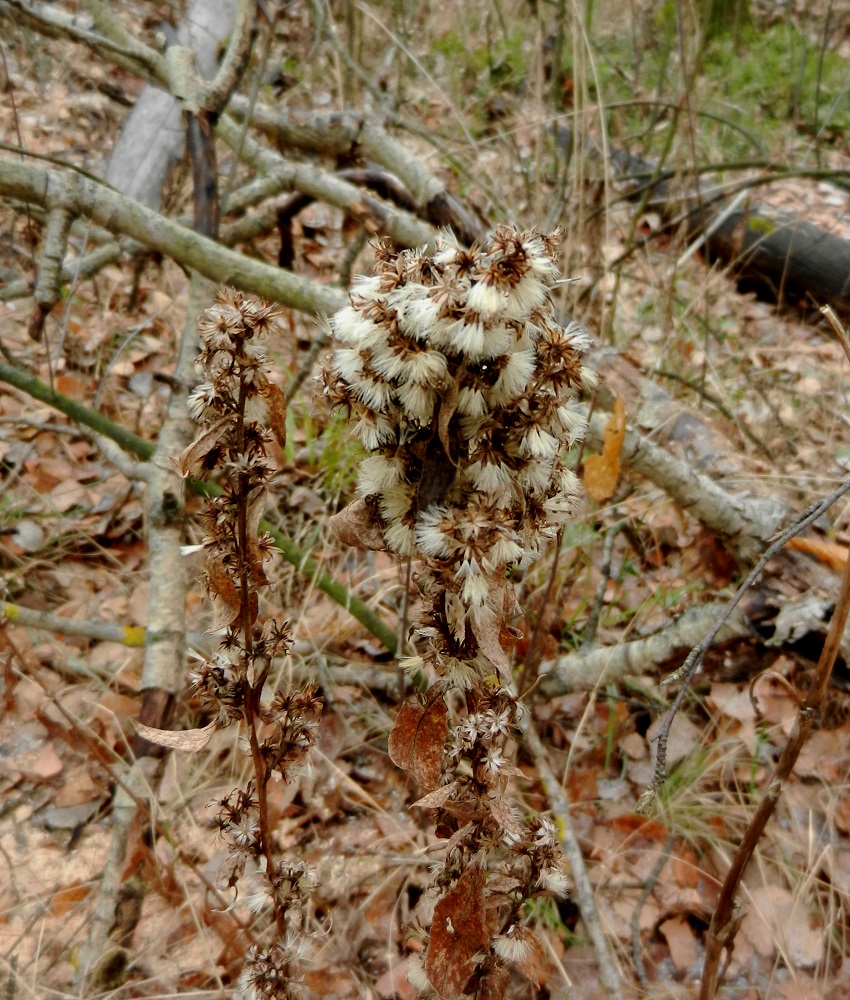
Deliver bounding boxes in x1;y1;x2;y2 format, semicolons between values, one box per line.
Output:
132;719;217;752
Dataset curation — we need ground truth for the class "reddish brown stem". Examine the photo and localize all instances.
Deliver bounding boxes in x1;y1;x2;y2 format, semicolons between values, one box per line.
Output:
232;345;282;935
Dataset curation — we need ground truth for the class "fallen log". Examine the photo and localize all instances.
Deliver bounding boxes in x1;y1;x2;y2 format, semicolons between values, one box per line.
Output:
696;201;850;314
606;137;850;315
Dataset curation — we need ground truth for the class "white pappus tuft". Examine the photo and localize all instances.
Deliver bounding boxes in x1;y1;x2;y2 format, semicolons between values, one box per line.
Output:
395;381;436;423
488;349;536;407
519;426;559;461
466;279;507;318
415;507;457;558
357;454;404;495
468;459;511;493
352;410;397;450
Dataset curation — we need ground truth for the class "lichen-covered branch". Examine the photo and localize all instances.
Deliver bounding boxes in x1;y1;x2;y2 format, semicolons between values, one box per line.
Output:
215;115;435;250
227;96;485;244
539;602;752;696
29;205;74;339
0;157;347;315
585;410;786;565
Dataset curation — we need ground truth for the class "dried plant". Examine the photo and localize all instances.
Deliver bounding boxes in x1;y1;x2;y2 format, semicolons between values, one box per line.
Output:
137;291;321;999
323;226;596;998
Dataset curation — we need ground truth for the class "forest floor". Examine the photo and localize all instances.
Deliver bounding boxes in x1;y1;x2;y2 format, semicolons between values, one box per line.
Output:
3;2;850;998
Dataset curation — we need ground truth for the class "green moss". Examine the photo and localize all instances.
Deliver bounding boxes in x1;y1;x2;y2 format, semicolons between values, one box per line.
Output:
747;214;777;235
431;27;527;94
431;31;468;62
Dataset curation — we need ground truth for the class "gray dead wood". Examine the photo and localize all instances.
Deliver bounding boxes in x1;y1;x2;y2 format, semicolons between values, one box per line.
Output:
614;144;850;315
540;602;752;696
227;96;485;245
694;203;850;315
0;157;347;314
103;0;238;209
75;4;238;984
548;353;847;693
586;352;787;567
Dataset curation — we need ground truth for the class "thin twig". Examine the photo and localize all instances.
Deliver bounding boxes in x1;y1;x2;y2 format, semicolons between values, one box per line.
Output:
631;831;675;986
519;711;624;1000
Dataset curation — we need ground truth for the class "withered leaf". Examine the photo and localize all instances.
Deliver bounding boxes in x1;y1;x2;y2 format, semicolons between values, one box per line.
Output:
488;794;523;835
329;498;387;551
174;414;235;479
215;852;246;891
470;582;515;680
485;874;524;896
786;534;847;571
413;697;448;791
132;719;217;752
262;382;287;453
388;701;422;772
584;395;626;502
442;820;475;857
476;963;511;1000
436;361;465;463
205;556;242;631
412;779;459;810
245;486;269;586
425;860;488;1000
388;696;447;791
445;590;466;645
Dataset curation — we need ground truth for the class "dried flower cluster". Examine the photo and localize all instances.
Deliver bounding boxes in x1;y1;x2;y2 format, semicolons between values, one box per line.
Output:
178;292;321;999
324;226;595;687
324;228;595;997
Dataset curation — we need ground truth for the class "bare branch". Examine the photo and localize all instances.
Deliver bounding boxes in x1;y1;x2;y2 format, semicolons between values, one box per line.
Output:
228;95;485;243
539;602;752;697
585;410;787;565
28;205;73;339
215;114;436;249
200;0;256;115
0;156;347;314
